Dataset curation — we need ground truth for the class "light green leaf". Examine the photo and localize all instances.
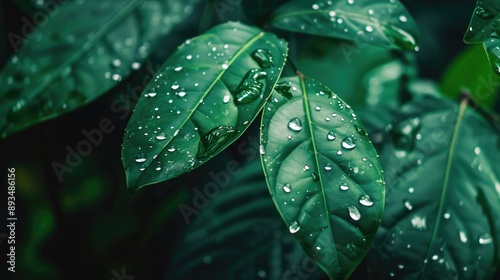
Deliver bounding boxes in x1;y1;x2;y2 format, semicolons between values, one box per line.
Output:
366;96;500;279
122;22;288;192
260;76;385;279
0;0;200;138
464;0;500;75
441;45;500;108
167;160;326;280
270;0;419;50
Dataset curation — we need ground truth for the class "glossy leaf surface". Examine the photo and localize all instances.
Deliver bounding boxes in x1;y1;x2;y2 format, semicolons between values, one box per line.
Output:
367;96;500;279
270;0;419;50
122;22;288;192
260;76;385;279
0;0;200;138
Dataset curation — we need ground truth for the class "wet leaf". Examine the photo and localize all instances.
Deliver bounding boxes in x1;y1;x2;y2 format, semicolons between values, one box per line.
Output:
167;160;326;280
0;0;200;138
260;76;385;279
464;0;500;75
367;96;500;279
122;22;288;192
270;0;419;50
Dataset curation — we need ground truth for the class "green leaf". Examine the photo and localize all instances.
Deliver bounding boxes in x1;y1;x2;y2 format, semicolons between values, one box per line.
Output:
122;22;288;192
366;96;500;279
270;0;419;51
167;160;326;280
0;0;200;138
464;0;500;44
464;0;500;75
260;76;385;279
441;45;500;108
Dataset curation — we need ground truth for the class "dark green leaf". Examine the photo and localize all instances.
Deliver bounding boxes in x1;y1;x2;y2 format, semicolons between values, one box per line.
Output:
441;45;500;108
122;22;288;192
366;96;500;279
464;0;500;75
270;0;419;50
167;160;326;280
464;0;500;44
260;76;385;279
0;0;200;138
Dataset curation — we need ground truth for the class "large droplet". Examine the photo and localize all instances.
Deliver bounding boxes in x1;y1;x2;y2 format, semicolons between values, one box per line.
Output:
479;233;492;244
342;137;356;150
359;195;374;207
327;131;336;141
198;126;237;158
155;133;167;141
259;144;266;155
288;118;303;132
340;183;349;191
289;221;300;233
251;49;274;68
135;153;147;163
283;183;291;193
235;69;267;104
347;205;361;221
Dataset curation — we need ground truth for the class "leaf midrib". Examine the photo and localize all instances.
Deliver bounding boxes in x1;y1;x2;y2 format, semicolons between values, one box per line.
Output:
134;29;266;188
418;99;468;279
300;76;339;278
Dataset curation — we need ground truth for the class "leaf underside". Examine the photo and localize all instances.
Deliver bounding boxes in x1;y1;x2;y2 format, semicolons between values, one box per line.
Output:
260;76;385;279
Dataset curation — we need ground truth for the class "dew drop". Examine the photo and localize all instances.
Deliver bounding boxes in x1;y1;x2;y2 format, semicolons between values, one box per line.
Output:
251;49;274;68
399;15;408;23
459;231;468;243
283;183;291;193
404;200;413;210
221;63;229;69
315;106;322;111
324;163;332;171
288;118;303;132
342;137;356;150
340;183;349;191
135;153;147;163
223;95;231;104
259;144;266;155
347;205;361;221
289;221;300;233
156;133;167;141
479;233;492;244
359;195;374;207
327;131;336;141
